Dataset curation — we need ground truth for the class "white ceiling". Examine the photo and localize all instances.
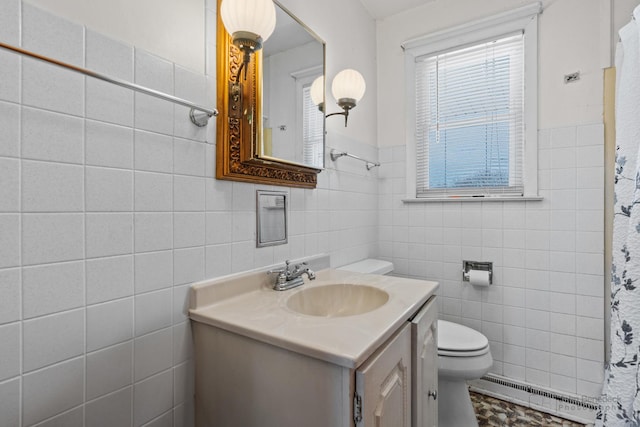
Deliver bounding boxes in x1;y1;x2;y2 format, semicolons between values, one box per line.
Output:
358;0;436;19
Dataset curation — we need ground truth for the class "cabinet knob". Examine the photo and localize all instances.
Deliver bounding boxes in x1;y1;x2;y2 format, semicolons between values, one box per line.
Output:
428;390;437;400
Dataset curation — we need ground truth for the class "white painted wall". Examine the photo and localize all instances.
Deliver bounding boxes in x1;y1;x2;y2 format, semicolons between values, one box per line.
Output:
279;0;378;148
23;0;206;72
376;0;613;147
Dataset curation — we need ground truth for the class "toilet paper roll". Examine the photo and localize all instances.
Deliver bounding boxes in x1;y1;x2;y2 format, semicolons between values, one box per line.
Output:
469;269;491;287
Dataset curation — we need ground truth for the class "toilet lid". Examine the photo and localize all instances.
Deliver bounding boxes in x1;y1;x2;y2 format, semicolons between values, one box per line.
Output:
437;320;489;352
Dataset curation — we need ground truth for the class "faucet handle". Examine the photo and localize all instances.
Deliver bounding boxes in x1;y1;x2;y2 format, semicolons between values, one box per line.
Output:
266;268;288;287
293;261;308;270
269;260;292;277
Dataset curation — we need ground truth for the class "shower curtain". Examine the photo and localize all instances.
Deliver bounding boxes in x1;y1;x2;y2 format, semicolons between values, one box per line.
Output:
597;6;640;426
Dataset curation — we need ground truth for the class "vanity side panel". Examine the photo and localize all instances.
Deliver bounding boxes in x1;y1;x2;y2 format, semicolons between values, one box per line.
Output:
192;322;350;427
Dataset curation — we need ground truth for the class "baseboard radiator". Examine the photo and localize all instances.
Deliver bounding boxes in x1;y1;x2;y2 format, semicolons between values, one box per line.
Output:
478;373;599;411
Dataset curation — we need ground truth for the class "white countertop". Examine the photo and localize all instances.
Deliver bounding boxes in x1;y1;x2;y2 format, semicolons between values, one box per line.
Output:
189;268;438;369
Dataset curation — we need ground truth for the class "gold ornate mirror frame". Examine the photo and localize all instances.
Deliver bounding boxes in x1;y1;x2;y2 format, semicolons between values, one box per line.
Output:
215;0;320;189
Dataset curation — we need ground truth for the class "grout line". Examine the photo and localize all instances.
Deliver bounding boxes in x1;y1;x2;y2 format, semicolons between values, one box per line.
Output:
17;3;25;426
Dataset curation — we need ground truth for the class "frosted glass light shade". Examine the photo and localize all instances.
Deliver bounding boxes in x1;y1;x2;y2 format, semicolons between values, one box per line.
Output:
310;76;324;106
331;69;366;103
220;0;277;43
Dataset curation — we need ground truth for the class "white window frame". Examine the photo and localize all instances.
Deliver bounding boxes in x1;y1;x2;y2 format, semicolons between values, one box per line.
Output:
292;65;324;169
403;2;541;201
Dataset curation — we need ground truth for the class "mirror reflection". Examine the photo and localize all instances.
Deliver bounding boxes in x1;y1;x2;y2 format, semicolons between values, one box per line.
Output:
256;190;288;247
261;2;325;169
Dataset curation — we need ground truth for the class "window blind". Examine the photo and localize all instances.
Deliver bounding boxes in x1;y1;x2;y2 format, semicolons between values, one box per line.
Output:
415;33;524;197
302;83;324;168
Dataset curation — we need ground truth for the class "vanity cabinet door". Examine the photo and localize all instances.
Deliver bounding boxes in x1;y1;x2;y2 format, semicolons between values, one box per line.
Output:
411;297;438;427
355;323;411;427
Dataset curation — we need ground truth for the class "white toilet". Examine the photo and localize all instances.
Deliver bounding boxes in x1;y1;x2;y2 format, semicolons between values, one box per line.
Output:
339;259;493;427
437;320;493;427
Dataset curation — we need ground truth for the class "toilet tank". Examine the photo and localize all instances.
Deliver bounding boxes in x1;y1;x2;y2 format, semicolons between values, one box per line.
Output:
337;259;394;275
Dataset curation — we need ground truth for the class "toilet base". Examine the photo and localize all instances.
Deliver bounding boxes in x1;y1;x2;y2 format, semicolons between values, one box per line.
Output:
437;377;478;427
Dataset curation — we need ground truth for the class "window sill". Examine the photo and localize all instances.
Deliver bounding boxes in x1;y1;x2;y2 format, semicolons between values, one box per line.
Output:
402;196;544;203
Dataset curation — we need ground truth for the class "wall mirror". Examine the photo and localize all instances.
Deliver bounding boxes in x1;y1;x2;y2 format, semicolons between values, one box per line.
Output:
256;190;288;247
216;0;325;189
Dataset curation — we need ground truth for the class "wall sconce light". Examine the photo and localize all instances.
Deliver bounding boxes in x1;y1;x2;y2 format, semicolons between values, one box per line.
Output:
220;0;276;81
311;69;366;127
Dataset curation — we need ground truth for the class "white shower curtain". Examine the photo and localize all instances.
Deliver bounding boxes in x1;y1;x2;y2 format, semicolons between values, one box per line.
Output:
597;6;640;426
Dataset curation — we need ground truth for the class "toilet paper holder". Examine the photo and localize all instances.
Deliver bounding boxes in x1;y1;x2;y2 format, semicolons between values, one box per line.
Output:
462;260;493;285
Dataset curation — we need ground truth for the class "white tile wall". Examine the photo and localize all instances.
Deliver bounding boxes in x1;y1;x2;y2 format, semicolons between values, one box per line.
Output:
0;323;20;381
86;255;134;304
86;298;134;352
35;408;84;427
85;387;133;427
135;171;174;212
135;251;174;293
85;121;134;168
23;309;85;372
22;3;83;66
134;328;174;382
22;261;84;318
86;167;133;212
22;214;84;265
134;371;174;427
0;102;20;156
86;213;133;258
86;341;133;401
379;124;606;399
22;161;84;212
135;131;174;173
22;357;84;426
23;59;85;116
0;269;20;324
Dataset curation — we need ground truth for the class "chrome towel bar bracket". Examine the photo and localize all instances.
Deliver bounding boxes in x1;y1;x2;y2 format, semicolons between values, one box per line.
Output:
330;149;380;170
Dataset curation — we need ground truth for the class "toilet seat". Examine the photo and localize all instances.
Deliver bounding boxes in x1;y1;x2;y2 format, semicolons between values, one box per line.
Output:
437;320;490;357
438;347;490;357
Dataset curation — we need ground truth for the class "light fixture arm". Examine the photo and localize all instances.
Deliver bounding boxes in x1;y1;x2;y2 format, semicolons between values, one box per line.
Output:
326;110;350;127
325;97;356;127
235;49;251;82
311;71;365;128
231;31;263;82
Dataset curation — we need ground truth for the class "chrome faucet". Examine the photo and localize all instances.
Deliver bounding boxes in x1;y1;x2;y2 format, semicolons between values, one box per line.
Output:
268;260;316;291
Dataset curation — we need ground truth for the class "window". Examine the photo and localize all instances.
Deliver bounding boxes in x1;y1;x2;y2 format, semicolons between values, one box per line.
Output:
404;4;540;199
292;66;324;169
416;34;523;196
302;83;324;168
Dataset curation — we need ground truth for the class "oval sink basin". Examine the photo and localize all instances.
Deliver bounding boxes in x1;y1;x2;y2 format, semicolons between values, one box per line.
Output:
286;284;389;317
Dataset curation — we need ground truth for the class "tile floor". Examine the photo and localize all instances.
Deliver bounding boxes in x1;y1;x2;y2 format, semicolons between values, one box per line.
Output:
471;391;586;427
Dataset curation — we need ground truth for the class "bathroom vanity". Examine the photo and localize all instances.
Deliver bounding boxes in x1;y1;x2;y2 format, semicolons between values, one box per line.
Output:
189;266;438;427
